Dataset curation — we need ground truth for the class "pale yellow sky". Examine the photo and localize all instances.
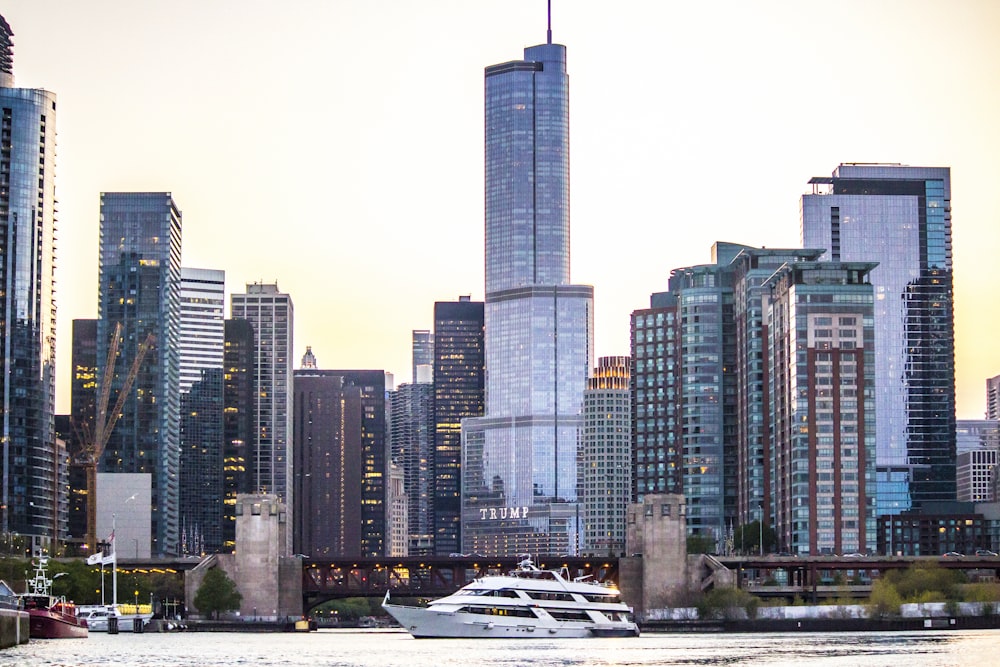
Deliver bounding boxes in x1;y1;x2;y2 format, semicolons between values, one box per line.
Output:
3;0;999;418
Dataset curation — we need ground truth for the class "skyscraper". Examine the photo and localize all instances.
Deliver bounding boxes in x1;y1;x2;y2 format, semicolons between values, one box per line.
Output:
0;15;59;545
178;268;225;392
68;319;98;542
462;24;594;556
802;164;955;515
292;369;363;557
221;318;255;552
98;192;182;555
765;260;877;555
432;297;484;555
178;268;225;554
986;375;1000;421
389;382;434;555
411;330;433;384
580;356;631;557
230;284;294;523
324;369;389;557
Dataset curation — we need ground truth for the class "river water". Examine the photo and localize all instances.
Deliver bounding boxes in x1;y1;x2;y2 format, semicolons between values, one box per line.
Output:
2;628;998;666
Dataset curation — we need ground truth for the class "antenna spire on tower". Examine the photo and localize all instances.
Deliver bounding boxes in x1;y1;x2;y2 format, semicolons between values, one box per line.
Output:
547;0;552;44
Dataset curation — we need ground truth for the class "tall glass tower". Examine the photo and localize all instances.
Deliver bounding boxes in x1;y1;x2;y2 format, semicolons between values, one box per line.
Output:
0;15;59;544
801;164;955;516
98;192;182;556
462;26;594;556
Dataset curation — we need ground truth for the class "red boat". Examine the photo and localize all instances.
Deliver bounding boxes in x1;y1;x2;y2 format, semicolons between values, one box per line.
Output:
19;557;89;639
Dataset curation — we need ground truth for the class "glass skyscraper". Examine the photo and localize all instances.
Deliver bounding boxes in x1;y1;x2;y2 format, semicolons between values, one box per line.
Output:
801;164;955;516
0;15;59;545
462;31;594;556
98;192;182;556
178;268;225;554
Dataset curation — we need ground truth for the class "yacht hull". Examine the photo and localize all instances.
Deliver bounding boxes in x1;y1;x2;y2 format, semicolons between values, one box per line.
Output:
383;603;636;638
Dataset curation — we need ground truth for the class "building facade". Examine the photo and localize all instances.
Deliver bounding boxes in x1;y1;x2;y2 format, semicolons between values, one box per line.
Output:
461;30;593;556
68;319;98;543
324;369;389;557
291;370;363;558
411;330;433;384
802;164;955;516
765;260;877;555
389;382;434;555
177;268;225;554
955;419;999;503
987;375;1000;421
230;283;294;524
580;356;631;556
222;318;255;551
0;15;60;544
97;192;182;555
432;297;484;555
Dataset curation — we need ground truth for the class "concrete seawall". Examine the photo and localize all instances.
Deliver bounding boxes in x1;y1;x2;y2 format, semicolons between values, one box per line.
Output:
0;609;29;649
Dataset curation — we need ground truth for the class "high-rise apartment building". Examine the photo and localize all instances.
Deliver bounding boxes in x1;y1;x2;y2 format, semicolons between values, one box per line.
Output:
230;283;294;517
802;164;955;515
389;382;434;555
292;369;363;557
633;243;878;554
987;375;1000;421
765;260;877;555
955;419;999;503
432;297;484;555
461;27;593;556
178;268;225;554
0;15;59;545
221;318;255;551
98;192;182;555
630;297;681;502
580;356;631;556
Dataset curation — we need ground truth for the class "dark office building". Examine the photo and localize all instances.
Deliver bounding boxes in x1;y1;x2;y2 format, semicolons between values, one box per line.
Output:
389;382;435;555
222;318;255;552
179;368;224;555
323;370;388;556
68;318;98;543
292;371;363;557
432;298;485;555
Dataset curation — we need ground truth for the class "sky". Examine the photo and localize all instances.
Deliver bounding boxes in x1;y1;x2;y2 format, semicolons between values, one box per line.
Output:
3;0;999;418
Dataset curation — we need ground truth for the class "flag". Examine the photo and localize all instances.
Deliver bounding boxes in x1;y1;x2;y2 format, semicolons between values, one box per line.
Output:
108;529;115;545
86;553;102;566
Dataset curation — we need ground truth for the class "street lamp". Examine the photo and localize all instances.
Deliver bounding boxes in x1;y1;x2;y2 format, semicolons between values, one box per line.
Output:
757;503;763;556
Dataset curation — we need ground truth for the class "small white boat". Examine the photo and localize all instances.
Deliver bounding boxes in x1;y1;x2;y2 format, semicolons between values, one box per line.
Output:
382;557;639;638
76;606;120;632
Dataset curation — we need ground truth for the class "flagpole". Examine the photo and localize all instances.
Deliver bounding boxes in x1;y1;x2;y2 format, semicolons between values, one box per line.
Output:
112;513;118;610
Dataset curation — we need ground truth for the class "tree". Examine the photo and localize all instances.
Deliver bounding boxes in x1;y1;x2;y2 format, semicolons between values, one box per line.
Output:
867;578;902;619
193;568;242;620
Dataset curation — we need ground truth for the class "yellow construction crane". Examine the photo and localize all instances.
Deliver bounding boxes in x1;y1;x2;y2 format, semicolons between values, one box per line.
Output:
73;322;156;553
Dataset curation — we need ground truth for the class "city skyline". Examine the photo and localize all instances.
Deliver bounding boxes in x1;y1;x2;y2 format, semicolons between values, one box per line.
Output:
3;1;999;419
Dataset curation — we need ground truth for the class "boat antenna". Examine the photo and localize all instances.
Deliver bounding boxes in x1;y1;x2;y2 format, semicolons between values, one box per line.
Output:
547;0;552;44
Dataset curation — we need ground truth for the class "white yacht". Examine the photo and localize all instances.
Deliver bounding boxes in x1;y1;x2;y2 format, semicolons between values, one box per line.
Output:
382;558;639;638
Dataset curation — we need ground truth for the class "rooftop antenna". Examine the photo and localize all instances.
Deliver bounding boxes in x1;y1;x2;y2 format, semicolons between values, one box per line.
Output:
547;0;552;44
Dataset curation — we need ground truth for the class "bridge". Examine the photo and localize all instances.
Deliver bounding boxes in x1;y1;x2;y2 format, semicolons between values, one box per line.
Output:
300;555;622;610
711;554;1000;602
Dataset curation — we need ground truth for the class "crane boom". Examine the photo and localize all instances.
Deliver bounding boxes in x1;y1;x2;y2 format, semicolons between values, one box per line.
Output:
84;327;156;553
